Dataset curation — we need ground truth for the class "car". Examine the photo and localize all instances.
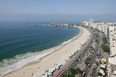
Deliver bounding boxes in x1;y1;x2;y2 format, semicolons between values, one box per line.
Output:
90;73;93;76
92;68;96;71
82;72;86;76
88;64;90;67
76;59;78;61
92;69;95;73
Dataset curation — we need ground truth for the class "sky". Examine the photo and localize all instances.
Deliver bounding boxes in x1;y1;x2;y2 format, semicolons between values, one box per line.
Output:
0;0;116;23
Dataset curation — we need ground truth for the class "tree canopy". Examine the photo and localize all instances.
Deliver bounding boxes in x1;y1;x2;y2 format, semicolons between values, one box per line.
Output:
102;36;107;44
75;68;82;74
69;68;75;74
85;57;90;65
101;44;110;52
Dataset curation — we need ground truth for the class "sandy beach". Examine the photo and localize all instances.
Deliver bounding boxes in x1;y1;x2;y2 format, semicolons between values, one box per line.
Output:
2;26;91;77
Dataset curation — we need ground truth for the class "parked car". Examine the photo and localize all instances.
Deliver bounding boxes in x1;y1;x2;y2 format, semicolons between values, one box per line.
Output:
82;72;86;76
90;66;96;76
90;72;93;76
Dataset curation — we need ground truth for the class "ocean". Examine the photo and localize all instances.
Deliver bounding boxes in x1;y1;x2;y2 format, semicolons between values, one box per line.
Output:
0;23;80;76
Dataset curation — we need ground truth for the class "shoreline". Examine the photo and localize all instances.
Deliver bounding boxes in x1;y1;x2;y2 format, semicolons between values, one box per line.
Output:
0;26;81;77
1;26;82;77
25;26;83;66
2;26;90;77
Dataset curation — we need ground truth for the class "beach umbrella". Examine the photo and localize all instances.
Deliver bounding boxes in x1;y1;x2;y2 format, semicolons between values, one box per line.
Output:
48;69;53;73
58;64;61;67
69;54;72;58
52;67;56;72
55;66;60;70
48;72;53;76
44;73;48;77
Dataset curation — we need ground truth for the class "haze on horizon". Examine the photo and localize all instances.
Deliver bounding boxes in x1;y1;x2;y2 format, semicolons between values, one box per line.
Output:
0;0;116;23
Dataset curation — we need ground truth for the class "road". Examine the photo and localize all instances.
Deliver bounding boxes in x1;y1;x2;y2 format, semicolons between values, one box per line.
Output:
84;28;102;77
53;27;94;77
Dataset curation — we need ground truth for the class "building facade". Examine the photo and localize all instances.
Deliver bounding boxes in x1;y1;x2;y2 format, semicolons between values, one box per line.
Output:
81;19;116;77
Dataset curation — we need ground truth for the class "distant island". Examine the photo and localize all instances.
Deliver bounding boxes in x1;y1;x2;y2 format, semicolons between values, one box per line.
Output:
42;22;76;27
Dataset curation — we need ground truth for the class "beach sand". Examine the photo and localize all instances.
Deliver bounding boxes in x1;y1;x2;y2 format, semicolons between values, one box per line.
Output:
2;26;91;77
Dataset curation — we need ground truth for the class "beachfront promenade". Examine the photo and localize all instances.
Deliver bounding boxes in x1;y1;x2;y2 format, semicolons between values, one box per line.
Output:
2;26;91;77
53;27;94;77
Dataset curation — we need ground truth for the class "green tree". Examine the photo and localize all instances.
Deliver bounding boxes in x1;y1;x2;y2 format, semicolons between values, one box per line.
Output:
95;39;98;43
102;37;107;44
69;74;75;77
75;68;82;74
100;67;106;72
63;73;75;77
98;72;103;76
85;57;90;65
64;73;69;77
96;62;99;66
101;44;110;52
99;60;102;64
69;68;75;74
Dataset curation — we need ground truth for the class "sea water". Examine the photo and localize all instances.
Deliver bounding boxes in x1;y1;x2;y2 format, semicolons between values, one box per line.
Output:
0;23;80;76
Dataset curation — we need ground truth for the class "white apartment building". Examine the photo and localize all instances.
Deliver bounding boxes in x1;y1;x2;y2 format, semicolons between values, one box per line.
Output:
81;21;89;26
81;19;116;77
108;26;116;77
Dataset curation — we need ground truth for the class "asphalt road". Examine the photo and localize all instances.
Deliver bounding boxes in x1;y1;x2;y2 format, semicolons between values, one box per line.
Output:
84;28;101;77
53;27;94;77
